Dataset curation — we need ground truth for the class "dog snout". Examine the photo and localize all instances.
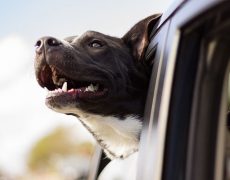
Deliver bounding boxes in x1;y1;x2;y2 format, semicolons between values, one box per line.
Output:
35;37;62;54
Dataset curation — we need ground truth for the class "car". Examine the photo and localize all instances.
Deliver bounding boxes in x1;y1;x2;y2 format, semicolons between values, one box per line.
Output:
87;0;230;179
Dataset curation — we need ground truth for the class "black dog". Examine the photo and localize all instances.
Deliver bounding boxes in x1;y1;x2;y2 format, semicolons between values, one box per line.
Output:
34;14;161;159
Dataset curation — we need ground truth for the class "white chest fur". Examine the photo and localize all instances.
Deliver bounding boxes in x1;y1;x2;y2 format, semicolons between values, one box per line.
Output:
81;114;142;159
50;105;142;159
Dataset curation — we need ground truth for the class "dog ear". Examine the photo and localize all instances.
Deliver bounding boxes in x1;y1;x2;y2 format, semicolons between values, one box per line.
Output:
122;14;161;61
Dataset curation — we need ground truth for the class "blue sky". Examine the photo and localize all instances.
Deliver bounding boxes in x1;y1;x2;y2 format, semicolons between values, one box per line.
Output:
0;0;173;175
1;0;172;40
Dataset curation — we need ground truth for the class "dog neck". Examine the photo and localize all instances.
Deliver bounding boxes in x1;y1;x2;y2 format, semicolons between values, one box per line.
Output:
52;106;142;159
80;114;142;159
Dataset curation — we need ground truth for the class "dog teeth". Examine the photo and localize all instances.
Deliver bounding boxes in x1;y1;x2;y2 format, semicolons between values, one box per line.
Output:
46;82;99;98
47;91;55;98
62;82;67;92
85;83;99;92
44;87;49;92
87;84;94;92
94;84;99;91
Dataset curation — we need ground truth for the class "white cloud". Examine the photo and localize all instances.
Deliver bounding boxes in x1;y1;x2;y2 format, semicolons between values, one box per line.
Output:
0;35;32;85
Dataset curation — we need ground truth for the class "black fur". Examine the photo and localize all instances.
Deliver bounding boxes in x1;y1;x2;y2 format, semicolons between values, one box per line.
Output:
34;15;161;119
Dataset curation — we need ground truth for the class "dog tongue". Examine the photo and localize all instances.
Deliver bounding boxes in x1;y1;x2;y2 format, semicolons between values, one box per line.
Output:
46;86;108;100
62;82;68;92
65;88;108;99
78;89;108;99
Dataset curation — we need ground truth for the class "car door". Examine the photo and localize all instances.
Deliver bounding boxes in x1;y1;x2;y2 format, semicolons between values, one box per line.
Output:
138;0;230;180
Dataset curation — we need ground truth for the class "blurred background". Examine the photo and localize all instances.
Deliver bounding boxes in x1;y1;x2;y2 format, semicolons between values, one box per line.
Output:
0;0;173;179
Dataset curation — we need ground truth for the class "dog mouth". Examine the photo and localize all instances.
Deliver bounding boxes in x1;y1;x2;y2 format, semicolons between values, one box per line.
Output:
37;64;108;102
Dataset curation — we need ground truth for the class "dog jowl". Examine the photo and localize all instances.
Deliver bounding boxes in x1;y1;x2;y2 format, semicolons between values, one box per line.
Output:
34;14;161;159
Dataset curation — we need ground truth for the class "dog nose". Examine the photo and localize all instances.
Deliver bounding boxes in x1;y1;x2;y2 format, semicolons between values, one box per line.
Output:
35;37;62;54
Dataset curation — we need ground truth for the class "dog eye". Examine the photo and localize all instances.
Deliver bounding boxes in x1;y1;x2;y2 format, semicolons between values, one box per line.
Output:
89;40;103;48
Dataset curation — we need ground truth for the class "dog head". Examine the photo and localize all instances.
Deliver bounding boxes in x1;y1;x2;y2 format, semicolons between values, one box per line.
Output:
34;14;161;158
34;14;161;118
